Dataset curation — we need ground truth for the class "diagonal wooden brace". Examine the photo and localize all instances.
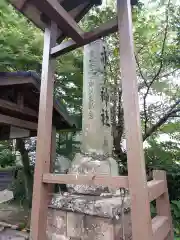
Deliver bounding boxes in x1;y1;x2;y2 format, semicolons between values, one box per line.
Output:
33;0;84;42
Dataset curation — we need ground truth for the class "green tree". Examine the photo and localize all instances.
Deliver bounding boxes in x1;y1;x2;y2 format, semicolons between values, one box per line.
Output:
0;140;16;168
0;0;42;72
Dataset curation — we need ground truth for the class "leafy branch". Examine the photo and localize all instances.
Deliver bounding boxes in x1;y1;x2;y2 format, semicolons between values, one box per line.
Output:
142;0;171;134
143;98;180;141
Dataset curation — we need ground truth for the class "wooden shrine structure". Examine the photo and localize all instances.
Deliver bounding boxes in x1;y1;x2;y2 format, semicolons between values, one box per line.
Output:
8;0;173;240
0;71;75;139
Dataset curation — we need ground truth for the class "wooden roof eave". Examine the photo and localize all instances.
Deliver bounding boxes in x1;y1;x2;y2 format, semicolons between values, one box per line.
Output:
8;0;94;42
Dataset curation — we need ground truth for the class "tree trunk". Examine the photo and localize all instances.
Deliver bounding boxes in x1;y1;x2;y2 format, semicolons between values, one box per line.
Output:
16;139;33;207
113;90;125;161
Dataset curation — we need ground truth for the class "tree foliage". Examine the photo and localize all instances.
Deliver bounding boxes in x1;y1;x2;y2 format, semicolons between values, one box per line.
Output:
0;141;16;168
0;0;42;71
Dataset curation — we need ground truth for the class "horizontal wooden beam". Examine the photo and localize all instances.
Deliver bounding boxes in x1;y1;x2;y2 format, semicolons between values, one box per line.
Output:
0;113;37;130
0;99;38;118
57;2;91;40
152;216;170;240
34;0;84;42
147;180;166;202
0;77;34;86
10;126;30;139
10;0;27;9
51;18;118;57
43;173;129;189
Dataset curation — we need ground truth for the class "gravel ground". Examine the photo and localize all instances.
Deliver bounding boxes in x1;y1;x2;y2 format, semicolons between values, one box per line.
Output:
0;228;29;239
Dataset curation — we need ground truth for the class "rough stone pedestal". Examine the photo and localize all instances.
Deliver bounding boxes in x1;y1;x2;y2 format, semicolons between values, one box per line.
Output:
47;194;132;240
68;152;118;195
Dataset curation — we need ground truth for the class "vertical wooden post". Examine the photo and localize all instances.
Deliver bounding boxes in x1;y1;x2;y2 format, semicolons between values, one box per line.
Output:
117;0;153;240
153;170;174;240
30;21;58;240
48;126;57;203
50;126;57;173
17;92;24;109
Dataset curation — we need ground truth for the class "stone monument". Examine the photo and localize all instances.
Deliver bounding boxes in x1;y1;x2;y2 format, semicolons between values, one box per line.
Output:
68;39;118;195
47;40;131;240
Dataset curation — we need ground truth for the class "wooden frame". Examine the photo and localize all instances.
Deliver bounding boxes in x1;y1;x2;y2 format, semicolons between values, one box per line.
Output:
9;0;94;39
51;18;118;57
30;0;174;239
153;171;174;239
7;0;173;239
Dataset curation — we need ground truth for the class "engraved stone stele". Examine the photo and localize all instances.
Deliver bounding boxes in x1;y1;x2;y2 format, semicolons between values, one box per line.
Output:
67;39;118;195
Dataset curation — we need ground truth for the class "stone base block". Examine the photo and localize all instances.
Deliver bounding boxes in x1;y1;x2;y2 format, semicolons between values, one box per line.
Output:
47;203;131;240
